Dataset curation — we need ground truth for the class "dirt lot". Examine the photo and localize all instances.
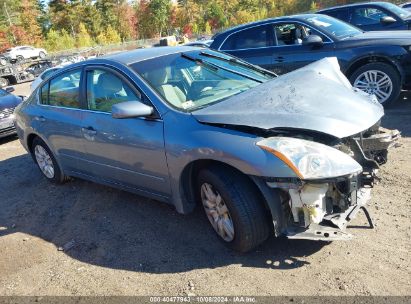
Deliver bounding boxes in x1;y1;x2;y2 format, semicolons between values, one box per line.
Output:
0;82;410;296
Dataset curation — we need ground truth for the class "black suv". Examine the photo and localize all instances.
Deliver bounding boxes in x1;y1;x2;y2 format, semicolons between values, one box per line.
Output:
318;2;411;31
210;14;411;106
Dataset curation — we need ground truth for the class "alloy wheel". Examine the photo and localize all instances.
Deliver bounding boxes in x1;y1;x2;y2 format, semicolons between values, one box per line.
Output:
353;70;393;104
200;182;235;242
34;145;55;178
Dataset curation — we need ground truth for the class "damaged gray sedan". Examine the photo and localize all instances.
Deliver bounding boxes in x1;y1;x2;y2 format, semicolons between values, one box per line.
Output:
14;47;399;252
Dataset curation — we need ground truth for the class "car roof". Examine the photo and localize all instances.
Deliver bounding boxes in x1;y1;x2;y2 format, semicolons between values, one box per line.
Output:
318;1;391;12
213;14;320;37
102;46;203;65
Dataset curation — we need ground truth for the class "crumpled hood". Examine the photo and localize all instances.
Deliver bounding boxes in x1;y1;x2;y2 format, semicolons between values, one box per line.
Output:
192;57;384;139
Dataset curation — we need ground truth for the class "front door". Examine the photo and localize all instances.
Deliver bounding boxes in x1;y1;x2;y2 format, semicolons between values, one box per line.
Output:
350;6;404;31
80;67;171;199
271;22;335;75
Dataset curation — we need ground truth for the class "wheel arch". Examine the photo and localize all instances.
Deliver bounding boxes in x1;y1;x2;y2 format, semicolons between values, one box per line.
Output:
345;55;403;83
27;133;40;154
179;159;284;235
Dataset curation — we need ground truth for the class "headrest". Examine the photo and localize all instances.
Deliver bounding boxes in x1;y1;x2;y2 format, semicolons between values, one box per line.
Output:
97;72;123;94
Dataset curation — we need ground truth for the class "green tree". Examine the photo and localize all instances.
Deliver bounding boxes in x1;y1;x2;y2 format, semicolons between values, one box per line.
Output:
60;29;75;49
105;25;121;44
44;28;60;51
76;22;94;47
149;0;171;36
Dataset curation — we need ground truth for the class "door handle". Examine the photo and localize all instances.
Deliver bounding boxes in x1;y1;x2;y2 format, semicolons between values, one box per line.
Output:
274;56;285;63
34;116;46;122
81;127;97;136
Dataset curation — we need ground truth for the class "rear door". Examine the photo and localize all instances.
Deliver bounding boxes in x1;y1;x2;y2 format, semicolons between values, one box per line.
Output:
218;24;275;71
80;66;171;199
32;68;87;173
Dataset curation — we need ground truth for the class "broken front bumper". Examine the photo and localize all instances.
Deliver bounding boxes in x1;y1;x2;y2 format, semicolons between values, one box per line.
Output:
268;127;400;241
285;187;371;241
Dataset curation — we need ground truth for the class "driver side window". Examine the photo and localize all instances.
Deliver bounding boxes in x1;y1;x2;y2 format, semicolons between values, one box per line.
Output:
86;69;142;113
274;23;329;46
352;7;391;26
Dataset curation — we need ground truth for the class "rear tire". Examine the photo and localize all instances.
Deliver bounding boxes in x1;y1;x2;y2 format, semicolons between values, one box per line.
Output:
16;55;24;62
39;51;46;59
0;57;7;66
31;137;69;184
197;166;270;252
349;62;401;107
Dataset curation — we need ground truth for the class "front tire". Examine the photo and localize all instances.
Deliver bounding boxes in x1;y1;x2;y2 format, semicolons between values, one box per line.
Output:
197;166;270;252
39;51;46;59
349;62;401;107
31;137;69;183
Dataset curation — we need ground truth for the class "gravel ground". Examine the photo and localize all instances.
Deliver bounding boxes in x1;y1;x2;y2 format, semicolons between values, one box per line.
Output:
0;82;410;296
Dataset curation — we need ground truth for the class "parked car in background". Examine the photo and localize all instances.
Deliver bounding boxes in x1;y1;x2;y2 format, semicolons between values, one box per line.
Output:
0;87;23;139
14;47;399;252
210;13;411;106
399;2;411;11
30;67;61;92
25;61;53;78
0;56;8;66
185;39;213;48
3;46;47;62
318;2;411;31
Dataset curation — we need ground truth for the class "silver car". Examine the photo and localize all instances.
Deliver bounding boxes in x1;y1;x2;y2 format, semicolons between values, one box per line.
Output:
14;47;399;252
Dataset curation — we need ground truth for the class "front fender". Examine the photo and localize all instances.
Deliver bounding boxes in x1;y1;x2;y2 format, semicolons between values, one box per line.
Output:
163;111;297;213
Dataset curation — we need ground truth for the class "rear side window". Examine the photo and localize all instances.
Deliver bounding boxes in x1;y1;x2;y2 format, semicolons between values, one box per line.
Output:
221;25;270;50
41;69;81;108
325;9;351;22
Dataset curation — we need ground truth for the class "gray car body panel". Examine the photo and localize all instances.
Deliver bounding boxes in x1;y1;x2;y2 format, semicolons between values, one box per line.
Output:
14;49;381;216
192;57;384;139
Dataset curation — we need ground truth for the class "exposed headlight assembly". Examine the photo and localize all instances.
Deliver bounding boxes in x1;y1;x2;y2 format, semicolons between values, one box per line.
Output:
257;137;362;180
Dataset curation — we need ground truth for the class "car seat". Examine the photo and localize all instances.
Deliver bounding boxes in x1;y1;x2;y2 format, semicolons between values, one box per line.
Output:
146;68;186;108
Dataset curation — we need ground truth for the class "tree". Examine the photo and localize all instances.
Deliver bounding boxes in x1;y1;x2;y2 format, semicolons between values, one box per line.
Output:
20;0;42;45
44;28;60;51
149;0;171;36
60;29;75;49
105;25;121;44
76;22;94;48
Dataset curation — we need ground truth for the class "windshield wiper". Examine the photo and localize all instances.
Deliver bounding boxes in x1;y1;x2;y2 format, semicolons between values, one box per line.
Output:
199;51;277;77
181;53;265;83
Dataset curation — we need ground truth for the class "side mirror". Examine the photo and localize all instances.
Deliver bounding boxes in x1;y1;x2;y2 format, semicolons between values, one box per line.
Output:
5;87;14;93
303;35;324;48
112;100;154;119
380;16;396;25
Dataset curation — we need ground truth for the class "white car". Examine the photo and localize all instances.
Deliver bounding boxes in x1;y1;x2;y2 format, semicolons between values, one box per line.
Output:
3;46;47;62
30;67;61;92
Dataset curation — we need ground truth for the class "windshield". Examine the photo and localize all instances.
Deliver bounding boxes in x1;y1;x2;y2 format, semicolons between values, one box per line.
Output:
131;51;273;111
304;15;362;39
379;2;411;19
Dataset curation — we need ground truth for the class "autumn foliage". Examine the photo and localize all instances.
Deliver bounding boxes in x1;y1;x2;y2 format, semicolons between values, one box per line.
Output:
0;0;400;53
